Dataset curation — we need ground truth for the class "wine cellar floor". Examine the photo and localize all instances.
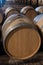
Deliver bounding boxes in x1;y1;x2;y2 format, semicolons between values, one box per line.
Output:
0;52;43;65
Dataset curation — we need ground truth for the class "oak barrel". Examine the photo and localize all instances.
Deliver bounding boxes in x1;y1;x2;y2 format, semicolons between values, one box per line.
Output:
38;0;43;5
34;14;43;34
2;14;41;60
35;6;43;14
5;7;19;18
20;6;37;21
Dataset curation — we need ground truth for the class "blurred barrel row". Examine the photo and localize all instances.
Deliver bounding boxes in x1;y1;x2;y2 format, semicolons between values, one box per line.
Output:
0;3;43;61
6;0;43;6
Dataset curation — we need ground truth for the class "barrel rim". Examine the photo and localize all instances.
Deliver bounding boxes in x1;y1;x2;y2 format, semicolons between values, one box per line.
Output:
3;23;36;43
2;14;19;30
2;14;34;31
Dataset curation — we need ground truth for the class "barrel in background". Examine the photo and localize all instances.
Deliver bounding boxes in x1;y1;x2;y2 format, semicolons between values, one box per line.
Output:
35;6;43;14
20;6;38;21
4;7;19;18
34;14;43;34
34;14;43;51
38;0;43;6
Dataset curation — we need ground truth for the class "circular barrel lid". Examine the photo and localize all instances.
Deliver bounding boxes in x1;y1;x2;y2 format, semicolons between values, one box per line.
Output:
4;26;41;60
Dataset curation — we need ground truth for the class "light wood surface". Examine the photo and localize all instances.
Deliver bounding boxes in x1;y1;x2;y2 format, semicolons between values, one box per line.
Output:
6;28;41;59
26;9;37;20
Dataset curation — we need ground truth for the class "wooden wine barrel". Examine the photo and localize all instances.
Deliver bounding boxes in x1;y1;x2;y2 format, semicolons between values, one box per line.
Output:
20;6;37;21
31;0;37;5
0;9;4;24
5;7;19;18
38;0;43;6
2;14;41;60
34;14;43;34
30;0;43;6
35;6;43;14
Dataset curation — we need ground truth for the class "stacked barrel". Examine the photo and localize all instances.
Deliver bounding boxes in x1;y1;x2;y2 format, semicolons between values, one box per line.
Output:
0;4;43;61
